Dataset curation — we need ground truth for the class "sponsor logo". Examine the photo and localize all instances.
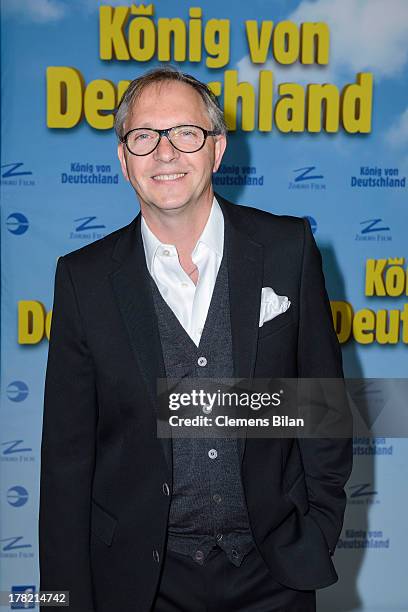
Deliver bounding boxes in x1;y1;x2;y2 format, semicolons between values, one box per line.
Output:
353;437;393;457
348;482;379;506
7;486;29;508
0;537;34;560
214;164;264;186
6;213;29;235
1;440;35;463
337;528;390;550
1;162;35;187
355;218;392;242
289;166;326;190
61;162;119;185
7;381;29;402
350;166;406;188
70;216;107;240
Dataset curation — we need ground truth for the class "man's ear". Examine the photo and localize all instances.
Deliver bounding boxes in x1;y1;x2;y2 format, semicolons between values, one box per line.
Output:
212;134;227;173
117;142;130;182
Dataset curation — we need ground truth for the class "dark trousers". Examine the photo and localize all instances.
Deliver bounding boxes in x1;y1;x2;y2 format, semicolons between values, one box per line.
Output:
152;545;316;612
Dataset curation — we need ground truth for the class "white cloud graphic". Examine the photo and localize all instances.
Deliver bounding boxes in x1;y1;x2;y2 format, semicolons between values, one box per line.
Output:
236;0;408;85
3;0;153;21
385;107;408;148
3;0;66;22
82;0;139;11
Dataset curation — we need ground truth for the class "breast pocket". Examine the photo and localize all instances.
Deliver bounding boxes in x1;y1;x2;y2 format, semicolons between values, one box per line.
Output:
258;308;295;340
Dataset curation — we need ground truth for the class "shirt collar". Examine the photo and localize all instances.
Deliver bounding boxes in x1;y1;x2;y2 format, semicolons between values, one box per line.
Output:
141;196;224;276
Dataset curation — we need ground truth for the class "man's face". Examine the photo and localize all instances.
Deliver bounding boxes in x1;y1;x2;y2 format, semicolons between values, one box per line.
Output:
117;80;227;214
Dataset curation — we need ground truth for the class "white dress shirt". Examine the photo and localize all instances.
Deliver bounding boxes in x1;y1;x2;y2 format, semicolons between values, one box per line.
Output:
141;197;224;347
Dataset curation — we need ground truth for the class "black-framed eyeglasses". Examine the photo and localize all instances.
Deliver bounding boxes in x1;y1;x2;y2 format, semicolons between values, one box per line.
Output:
120;124;221;156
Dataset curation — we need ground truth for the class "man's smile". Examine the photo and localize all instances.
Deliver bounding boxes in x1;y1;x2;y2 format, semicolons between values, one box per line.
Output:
151;172;187;182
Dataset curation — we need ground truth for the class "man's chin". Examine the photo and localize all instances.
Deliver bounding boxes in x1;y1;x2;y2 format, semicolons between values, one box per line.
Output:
144;186;196;211
136;181;210;212
142;193;191;212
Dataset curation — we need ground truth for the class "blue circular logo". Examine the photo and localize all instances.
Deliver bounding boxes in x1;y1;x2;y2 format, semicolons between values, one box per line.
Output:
7;381;29;402
6;212;29;235
7;486;29;507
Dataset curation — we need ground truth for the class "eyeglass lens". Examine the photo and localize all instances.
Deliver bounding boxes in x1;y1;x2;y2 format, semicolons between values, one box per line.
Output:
126;125;205;155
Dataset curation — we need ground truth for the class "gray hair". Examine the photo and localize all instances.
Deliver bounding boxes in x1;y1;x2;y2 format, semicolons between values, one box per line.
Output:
114;66;227;140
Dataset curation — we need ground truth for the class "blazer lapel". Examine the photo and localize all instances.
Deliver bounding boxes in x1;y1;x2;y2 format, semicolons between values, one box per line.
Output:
218;196;265;461
108;213;172;479
219;197;264;380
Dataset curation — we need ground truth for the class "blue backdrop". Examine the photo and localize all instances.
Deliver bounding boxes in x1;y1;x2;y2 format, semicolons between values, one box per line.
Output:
1;1;408;610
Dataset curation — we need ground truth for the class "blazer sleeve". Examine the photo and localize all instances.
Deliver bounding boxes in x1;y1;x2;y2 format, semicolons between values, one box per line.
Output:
297;218;353;555
39;256;97;611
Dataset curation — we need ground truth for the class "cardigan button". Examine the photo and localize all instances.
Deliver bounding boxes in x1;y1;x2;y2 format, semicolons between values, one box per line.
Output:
152;549;160;563
162;482;170;496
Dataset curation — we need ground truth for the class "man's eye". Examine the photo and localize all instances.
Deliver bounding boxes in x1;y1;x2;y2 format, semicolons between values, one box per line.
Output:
179;129;198;138
135;132;152;141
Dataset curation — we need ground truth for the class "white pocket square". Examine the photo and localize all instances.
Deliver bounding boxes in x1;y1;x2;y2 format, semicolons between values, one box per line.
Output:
259;287;291;327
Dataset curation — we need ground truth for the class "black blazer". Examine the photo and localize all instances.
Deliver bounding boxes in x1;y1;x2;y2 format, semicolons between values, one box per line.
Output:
39;194;353;611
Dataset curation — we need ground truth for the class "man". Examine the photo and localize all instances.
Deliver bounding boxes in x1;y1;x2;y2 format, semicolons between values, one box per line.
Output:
39;67;353;611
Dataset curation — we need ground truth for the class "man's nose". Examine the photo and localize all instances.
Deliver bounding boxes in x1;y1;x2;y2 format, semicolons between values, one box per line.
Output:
153;135;180;162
